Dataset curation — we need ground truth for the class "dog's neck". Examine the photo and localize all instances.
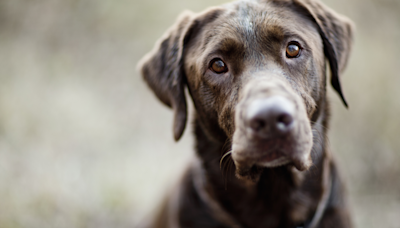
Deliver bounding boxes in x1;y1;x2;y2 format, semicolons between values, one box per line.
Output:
191;102;330;227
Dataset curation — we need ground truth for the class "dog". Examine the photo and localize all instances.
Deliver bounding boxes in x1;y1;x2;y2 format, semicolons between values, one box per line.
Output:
138;0;353;227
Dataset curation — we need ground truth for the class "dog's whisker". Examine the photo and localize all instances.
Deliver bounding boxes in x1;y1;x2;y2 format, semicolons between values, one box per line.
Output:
221;138;232;155
226;156;235;189
221;153;234;187
220;150;233;171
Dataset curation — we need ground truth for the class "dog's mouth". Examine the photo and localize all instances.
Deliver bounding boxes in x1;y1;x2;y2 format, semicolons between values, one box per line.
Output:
231;138;311;181
256;151;290;167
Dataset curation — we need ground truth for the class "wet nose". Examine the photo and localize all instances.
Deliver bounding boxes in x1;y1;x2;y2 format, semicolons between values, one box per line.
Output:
246;96;295;136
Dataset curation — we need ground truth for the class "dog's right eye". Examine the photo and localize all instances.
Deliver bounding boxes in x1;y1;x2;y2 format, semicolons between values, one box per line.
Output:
210;59;228;74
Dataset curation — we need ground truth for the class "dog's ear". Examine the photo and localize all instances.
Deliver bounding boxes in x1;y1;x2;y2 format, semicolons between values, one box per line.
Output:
138;11;195;141
294;0;354;107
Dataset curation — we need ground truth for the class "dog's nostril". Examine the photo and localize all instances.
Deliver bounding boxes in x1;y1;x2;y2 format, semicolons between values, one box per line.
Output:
250;119;266;132
276;113;294;132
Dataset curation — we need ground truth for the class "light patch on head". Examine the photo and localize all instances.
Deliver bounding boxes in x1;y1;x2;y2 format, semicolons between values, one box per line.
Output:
233;1;258;37
243;16;254;33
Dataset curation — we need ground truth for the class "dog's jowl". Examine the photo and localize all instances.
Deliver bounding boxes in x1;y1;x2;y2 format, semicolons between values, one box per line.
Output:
138;0;354;227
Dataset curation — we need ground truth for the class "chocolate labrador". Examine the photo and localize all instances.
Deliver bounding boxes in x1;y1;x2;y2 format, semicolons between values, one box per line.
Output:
138;0;353;227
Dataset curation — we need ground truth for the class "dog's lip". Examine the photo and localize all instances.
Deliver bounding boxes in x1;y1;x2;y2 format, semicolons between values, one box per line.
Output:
256;151;288;165
234;151;292;169
232;145;311;172
290;152;312;171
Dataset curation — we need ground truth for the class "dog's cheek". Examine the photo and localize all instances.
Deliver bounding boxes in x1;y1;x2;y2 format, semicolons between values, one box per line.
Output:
188;82;230;141
218;104;236;139
185;61;217;113
195;77;237;139
299;91;317;119
197;84;216;112
217;87;240;139
306;58;325;119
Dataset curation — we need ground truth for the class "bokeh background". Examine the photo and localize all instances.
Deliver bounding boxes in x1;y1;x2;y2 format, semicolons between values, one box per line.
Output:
0;0;399;227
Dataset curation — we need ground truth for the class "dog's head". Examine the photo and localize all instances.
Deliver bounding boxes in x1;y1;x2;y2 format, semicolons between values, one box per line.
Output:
139;0;353;179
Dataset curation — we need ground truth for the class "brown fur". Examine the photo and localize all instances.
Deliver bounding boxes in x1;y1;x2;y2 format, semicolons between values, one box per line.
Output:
138;0;354;227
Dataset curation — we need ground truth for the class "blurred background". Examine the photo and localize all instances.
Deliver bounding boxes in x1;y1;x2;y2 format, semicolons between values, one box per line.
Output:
0;0;399;227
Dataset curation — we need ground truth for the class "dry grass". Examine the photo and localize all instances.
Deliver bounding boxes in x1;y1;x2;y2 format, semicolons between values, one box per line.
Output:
0;0;399;227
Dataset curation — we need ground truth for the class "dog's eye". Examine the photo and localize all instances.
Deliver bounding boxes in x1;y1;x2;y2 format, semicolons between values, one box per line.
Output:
210;59;228;74
286;42;301;58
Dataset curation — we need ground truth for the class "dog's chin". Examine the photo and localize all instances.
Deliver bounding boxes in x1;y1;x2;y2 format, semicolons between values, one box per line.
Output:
232;143;312;182
256;155;291;168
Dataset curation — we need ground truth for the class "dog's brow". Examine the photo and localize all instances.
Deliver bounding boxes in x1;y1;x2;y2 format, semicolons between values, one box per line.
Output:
202;36;244;59
217;38;244;53
263;25;285;41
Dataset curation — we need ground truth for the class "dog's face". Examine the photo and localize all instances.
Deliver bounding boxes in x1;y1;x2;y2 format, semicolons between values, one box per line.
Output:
139;0;353;179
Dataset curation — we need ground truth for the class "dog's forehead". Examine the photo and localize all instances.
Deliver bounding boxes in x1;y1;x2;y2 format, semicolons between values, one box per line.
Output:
202;0;319;50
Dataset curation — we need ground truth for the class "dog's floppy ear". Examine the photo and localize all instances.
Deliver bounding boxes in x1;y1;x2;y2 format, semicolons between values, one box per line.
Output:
294;0;354;107
138;11;195;141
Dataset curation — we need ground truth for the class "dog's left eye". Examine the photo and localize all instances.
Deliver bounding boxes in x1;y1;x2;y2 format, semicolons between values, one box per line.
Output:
286;42;301;58
210;59;228;74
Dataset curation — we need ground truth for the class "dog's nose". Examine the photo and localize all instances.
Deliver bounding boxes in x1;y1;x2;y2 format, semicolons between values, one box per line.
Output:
246;96;295;136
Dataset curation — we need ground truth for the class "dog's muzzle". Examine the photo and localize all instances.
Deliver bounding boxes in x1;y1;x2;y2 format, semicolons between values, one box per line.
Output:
232;78;313;179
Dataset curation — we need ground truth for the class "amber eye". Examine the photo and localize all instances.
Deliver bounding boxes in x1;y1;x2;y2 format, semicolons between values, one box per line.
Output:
286;42;301;58
210;59;228;73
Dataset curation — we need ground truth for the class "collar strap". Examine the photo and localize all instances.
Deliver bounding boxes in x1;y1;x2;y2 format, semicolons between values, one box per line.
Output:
303;157;333;228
